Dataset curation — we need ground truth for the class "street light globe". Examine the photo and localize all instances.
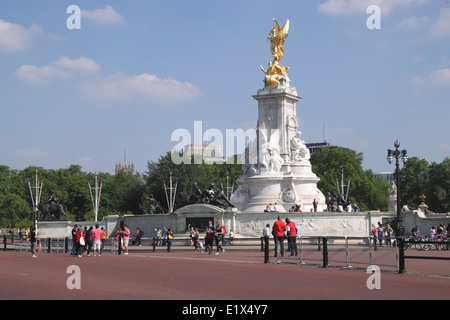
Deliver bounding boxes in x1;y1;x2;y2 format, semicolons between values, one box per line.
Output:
387;155;393;164
387;149;393;164
401;150;408;164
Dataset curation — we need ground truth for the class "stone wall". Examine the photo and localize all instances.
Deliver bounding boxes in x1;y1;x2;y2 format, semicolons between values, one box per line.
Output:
36;209;450;239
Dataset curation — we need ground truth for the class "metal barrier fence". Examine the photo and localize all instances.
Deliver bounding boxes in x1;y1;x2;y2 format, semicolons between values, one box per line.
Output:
4;235;449;274
265;236;402;272
10;237;69;254
266;236;450;274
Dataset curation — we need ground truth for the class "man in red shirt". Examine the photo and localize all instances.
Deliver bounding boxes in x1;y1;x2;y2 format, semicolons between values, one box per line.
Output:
286;218;298;256
272;216;286;258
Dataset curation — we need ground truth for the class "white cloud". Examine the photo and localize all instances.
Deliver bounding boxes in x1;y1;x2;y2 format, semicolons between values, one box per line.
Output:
14;56;101;84
411;68;450;95
430;8;450;38
78;72;201;103
82;5;125;25
52;56;101;73
0;19;41;52
429;68;450;83
318;0;427;16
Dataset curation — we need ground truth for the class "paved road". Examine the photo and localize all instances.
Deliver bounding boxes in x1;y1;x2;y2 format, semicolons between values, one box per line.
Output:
1;250;449;301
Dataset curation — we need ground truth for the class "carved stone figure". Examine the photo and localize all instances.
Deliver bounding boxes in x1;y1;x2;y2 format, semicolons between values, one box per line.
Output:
290;131;310;163
259;129;283;173
278;182;301;204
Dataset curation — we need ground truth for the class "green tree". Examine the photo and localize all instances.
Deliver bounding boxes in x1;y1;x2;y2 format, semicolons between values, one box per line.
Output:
0;193;31;227
426;157;450;213
398;157;429;209
144;152;241;211
310;148;389;211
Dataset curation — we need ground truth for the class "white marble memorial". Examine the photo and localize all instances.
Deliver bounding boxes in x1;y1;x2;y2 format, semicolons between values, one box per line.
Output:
231;85;326;213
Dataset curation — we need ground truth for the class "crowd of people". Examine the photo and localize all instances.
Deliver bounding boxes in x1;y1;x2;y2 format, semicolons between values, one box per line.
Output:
71;224;107;257
23;218;450;259
187;221;234;254
262;216;299;263
263;200;361;213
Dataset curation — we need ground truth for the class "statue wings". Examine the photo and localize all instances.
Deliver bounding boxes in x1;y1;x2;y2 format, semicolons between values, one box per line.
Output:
269;18;289;61
273;18;289;41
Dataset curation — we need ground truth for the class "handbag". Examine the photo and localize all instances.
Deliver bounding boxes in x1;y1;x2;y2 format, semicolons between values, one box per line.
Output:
79;235;85;246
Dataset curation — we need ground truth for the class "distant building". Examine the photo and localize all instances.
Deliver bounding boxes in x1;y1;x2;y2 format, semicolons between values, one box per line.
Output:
115;160;136;175
305;142;350;154
374;172;394;182
183;144;226;164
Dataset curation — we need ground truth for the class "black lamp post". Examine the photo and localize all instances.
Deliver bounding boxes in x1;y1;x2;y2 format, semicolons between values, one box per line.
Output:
387;140;408;236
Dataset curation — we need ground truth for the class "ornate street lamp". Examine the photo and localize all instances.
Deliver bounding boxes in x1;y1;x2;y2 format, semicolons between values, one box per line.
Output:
387;140;408;236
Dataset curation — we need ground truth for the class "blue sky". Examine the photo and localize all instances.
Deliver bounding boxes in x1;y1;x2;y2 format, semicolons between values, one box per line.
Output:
1;0;449;175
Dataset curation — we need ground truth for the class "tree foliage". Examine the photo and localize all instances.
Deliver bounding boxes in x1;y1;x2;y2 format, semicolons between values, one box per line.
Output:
0;165;145;227
143;152;242;211
1;152;448;227
399;157;450;213
310;148;390;211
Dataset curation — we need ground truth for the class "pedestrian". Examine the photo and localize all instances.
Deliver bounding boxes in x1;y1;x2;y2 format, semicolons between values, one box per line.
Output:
116;227;124;255
385;224;393;246
229;229;234;245
214;220;225;255
221;223;227;246
205;221;215;255
30;227;37;258
82;226;88;254
377;222;384;247
272;216;286;258
155;227;162;246
76;227;85;257
262;224;271;263
92;224;102;257
167;228;174;252
136;227;143;246
193;227;200;252
161;227;168;246
189;226;195;246
123;225;130;255
313;199;318;212
371;224;378;248
286;218;298;256
71;225;78;255
100;227;106;254
86;226;93;256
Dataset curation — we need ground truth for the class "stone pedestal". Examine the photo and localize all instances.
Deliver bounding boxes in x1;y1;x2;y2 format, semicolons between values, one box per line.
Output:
231;85;326;212
418;204;428;213
37;220;73;238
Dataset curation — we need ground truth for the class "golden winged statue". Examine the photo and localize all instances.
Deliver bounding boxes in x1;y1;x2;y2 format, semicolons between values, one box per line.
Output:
268;18;290;62
261;18;290;87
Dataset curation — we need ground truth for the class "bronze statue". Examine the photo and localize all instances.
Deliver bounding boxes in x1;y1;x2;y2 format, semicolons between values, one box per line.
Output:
181;182;234;209
38;190;68;220
141;193;166;214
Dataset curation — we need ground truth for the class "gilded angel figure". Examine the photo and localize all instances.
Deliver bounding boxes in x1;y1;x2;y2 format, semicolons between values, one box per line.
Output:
268;18;289;62
261;18;290;87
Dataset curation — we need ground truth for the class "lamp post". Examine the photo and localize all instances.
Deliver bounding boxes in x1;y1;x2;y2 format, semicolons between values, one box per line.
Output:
387;140;408;236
